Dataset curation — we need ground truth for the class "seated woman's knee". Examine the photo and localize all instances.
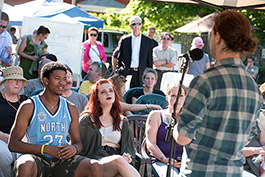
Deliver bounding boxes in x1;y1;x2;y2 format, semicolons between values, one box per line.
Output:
113;155;127;167
89;159;103;172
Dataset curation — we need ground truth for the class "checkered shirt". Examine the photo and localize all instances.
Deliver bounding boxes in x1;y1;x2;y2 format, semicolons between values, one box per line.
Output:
177;58;263;177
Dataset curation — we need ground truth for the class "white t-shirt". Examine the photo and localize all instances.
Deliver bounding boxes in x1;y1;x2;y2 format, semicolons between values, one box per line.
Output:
99;121;123;148
89;44;101;62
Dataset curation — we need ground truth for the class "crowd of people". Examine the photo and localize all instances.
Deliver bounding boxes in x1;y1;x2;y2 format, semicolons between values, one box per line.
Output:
0;9;264;177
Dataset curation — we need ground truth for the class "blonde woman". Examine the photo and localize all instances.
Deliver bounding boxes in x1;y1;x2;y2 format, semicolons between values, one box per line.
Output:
146;83;187;176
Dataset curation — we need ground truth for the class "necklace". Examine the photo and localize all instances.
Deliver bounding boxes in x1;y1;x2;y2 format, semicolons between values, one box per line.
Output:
42;95;58;109
3;94;20;111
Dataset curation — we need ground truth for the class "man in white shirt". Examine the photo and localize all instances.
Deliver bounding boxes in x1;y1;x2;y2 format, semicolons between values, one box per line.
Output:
0;12;13;66
153;32;177;89
117;16;153;88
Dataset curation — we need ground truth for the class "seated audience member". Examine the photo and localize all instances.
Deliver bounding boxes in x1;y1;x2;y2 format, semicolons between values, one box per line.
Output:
145;83;187;176
79;61;107;95
0;66;28;177
8;62;102;177
132;68;165;104
62;64;88;115
79;79;140;177
243;121;265;177
246;56;259;81
109;74;162;116
23;53;57;97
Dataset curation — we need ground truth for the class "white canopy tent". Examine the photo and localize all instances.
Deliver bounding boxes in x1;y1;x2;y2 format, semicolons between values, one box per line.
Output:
4;0;104;28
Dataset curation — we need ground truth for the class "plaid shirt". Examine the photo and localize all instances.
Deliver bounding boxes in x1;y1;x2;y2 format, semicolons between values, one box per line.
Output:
177;58;263;177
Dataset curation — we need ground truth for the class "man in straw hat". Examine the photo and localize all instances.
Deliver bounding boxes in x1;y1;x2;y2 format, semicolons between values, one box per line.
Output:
8;62;102;177
174;10;263;176
0;66;28;177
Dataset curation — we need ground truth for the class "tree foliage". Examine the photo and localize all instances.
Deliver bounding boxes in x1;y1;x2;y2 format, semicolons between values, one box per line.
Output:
93;0;217;33
240;10;265;44
91;1;265;83
93;0;265;45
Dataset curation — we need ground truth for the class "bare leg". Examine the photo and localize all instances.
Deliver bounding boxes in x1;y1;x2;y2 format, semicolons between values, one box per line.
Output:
100;155;140;177
74;158;103;177
15;154;38;177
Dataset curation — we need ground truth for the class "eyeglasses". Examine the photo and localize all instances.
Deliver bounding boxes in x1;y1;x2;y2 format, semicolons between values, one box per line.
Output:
131;22;142;26
0;25;7;29
10;79;24;84
162;38;170;40
90;33;97;37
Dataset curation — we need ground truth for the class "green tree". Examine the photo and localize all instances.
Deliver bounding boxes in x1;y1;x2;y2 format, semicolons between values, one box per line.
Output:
93;0;217;33
240;10;265;44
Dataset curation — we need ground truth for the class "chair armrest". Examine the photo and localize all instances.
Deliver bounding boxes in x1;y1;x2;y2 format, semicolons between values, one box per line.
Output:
135;153;146;176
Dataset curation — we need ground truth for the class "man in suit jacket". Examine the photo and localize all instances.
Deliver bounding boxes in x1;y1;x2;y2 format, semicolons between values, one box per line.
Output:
117;16;153;88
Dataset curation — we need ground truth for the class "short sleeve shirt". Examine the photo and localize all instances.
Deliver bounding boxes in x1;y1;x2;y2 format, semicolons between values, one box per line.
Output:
153;45;177;71
78;81;94;95
188;52;210;77
246;65;259;80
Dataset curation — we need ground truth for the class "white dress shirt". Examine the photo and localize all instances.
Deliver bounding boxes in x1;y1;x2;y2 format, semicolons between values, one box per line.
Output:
130;33;142;68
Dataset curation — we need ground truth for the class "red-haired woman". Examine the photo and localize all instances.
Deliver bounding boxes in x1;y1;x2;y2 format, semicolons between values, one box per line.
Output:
79;79;140;177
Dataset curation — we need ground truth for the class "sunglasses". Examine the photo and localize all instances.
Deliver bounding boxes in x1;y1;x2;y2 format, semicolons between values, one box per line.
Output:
90;33;97;37
131;22;142;26
0;25;7;29
162;38;170;40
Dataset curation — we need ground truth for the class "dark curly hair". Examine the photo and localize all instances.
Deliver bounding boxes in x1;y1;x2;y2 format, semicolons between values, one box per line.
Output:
40;61;67;81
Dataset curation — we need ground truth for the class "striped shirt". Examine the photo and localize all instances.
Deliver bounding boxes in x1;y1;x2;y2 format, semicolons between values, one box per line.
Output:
177;58;263;177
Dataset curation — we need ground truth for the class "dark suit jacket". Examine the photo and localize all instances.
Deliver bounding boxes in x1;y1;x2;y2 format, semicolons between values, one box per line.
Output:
151;38;158;49
117;34;153;85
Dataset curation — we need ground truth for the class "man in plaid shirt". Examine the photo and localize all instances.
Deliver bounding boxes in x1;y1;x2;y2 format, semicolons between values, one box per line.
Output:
174;10;263;177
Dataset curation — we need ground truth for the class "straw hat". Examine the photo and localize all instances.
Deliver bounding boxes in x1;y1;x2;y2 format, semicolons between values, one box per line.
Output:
0;66;29;87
